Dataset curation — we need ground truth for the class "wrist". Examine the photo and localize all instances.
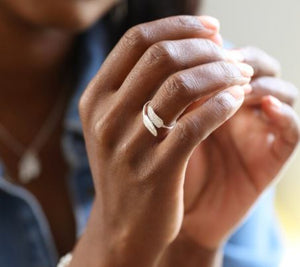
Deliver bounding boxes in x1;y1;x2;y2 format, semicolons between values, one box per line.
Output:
70;200;164;267
158;233;223;267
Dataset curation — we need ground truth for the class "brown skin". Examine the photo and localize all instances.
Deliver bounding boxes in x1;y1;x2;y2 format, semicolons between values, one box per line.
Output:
178;47;298;248
0;1;299;267
75;16;250;267
159;47;300;267
74;15;299;267
0;0;115;31
0;4;77;251
0;0;118;257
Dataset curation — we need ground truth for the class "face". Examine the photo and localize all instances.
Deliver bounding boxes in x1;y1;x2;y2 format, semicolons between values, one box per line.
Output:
0;0;118;32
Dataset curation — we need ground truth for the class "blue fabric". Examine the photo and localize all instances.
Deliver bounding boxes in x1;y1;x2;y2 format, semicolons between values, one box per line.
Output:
224;190;283;267
0;20;283;267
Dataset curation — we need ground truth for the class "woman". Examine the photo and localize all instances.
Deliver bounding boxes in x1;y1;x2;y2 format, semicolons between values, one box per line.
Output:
0;0;298;266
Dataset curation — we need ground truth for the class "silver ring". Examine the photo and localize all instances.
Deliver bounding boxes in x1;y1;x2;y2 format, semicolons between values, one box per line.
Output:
142;101;175;136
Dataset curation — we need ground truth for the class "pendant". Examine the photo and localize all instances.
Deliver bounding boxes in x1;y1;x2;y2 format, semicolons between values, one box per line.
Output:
18;151;41;183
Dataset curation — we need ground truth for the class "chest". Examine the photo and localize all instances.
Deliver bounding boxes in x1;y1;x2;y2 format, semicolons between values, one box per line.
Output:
0;125;76;257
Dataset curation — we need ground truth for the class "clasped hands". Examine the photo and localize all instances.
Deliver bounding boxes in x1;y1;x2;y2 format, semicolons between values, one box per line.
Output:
73;15;300;267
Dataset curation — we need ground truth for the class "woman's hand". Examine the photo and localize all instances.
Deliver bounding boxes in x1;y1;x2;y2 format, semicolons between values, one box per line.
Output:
69;16;253;267
161;46;300;267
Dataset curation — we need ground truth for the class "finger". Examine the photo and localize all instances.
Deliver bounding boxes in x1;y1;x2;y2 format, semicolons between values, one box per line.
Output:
245;77;299;106
94;16;220;92
146;61;253;127
159;86;245;160
261;95;300;161
211;33;223;47
238;46;281;77
118;39;247;108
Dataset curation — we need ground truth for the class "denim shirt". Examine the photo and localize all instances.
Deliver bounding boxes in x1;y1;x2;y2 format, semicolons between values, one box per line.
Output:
0;21;283;267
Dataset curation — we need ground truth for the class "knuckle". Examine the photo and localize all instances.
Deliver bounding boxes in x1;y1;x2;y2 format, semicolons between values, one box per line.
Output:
281;80;299;105
245;46;281;76
251;76;266;87
117;141;132;160
201;39;223;60
144;42;177;66
213;92;236;118
92;116;110;143
250;77;269;94
215;61;241;85
175;15;205;31
175;120;198;145
122;24;150;49
92;109;117;147
78;77;103;125
164;73;192;100
78;91;92;124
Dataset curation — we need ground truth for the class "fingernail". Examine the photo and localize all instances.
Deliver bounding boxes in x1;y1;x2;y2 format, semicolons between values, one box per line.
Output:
211;33;223;47
243;84;252;94
269;96;282;109
228;86;245;100
198;16;220;31
225;50;244;62
235;63;254;77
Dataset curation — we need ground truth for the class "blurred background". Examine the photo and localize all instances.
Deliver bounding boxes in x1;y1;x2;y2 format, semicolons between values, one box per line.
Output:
202;0;300;266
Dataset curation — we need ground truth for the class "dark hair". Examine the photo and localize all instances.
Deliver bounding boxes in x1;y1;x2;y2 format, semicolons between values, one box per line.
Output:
106;0;202;44
125;0;201;25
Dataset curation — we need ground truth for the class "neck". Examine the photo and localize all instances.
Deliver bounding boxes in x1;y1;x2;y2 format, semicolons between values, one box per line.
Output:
0;5;76;96
0;7;76;146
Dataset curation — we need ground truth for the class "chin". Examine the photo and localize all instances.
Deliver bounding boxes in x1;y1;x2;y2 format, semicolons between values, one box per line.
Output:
41;2;113;32
2;0;116;32
42;12;104;33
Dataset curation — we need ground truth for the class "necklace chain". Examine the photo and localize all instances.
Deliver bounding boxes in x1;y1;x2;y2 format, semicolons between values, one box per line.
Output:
0;85;70;183
0;89;67;155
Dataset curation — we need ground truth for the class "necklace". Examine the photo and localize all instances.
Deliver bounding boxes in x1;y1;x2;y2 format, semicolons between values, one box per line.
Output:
0;87;69;184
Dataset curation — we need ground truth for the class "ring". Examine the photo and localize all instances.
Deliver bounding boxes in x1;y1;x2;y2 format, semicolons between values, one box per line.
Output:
142;101;176;136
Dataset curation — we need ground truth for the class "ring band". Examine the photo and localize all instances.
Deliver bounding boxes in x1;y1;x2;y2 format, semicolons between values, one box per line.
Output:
142;101;175;136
